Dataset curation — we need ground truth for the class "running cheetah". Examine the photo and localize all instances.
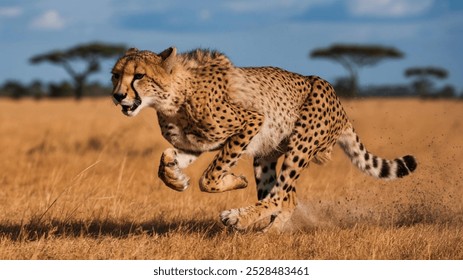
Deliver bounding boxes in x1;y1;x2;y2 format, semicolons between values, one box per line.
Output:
111;47;417;232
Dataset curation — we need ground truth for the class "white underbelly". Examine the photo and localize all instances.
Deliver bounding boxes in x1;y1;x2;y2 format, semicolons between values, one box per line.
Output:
245;117;293;157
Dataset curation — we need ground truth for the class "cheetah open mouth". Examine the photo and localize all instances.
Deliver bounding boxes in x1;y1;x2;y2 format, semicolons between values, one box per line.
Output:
119;98;142;115
121;103;139;114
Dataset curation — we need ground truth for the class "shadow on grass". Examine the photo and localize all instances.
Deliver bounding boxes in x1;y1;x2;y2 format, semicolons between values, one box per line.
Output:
0;217;225;242
3;192;462;242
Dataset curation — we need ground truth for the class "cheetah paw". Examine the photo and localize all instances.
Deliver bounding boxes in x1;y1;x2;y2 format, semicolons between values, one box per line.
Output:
158;149;190;192
200;173;248;193
220;207;287;232
220;206;271;231
220;208;246;230
221;173;248;190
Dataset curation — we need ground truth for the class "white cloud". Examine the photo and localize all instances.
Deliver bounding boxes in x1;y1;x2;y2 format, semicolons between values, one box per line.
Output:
30;10;66;30
0;6;22;17
348;0;434;17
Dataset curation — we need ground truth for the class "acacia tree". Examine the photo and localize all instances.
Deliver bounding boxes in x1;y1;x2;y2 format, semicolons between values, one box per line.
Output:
30;42;126;99
404;66;448;97
310;44;404;97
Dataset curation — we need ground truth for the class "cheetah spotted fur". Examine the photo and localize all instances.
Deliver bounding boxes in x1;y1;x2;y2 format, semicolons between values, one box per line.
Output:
111;47;417;232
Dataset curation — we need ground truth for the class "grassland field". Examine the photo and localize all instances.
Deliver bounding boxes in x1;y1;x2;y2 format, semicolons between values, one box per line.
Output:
0;97;461;259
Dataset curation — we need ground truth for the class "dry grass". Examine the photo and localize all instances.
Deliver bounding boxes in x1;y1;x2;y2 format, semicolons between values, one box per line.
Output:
0;97;461;259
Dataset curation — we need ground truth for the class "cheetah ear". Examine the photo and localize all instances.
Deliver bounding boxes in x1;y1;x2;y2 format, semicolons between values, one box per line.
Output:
125;48;139;55
159;47;177;74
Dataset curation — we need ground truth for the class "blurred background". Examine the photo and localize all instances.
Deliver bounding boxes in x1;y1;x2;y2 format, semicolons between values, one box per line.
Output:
0;0;462;99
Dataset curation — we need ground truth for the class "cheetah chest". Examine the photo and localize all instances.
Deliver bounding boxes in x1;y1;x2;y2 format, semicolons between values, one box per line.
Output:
158;114;224;153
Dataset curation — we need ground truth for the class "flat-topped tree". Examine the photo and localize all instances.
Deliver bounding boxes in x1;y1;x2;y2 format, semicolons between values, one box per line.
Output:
310;44;404;97
404;66;448;97
30;42;126;99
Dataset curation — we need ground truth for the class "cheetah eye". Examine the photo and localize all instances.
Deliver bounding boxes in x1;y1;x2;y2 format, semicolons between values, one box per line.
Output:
134;73;145;80
112;73;120;80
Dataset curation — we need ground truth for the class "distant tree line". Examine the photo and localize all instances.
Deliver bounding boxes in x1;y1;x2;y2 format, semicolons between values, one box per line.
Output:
0;79;111;99
311;43;461;99
0;41;461;99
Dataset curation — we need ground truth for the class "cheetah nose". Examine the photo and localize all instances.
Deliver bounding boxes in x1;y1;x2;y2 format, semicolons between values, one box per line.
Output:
113;93;127;103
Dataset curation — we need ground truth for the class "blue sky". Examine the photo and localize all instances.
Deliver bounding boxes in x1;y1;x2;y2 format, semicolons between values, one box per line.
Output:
1;0;462;92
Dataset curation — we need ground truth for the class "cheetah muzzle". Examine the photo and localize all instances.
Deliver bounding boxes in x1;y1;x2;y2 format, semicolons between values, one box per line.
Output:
113;93;142;116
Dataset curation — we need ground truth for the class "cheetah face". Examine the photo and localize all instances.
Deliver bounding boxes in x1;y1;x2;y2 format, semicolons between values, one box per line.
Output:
111;69;145;116
111;47;179;117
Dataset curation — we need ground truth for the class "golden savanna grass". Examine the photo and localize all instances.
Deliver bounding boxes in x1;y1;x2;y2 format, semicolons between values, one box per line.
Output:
0;98;462;259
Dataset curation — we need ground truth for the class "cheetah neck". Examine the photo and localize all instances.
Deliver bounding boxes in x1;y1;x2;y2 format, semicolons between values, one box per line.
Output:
131;49;234;118
174;49;235;105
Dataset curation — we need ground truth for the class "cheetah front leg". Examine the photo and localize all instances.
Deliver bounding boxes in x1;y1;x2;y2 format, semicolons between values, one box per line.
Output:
158;148;199;192
199;113;263;193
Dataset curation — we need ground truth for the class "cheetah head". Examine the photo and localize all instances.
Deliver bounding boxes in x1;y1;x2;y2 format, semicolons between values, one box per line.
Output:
111;47;180;117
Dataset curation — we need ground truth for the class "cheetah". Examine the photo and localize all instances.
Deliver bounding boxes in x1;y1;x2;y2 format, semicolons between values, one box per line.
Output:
111;47;417;232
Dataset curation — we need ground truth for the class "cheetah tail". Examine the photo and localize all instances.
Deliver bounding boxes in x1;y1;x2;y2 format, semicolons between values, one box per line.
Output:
337;124;417;180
